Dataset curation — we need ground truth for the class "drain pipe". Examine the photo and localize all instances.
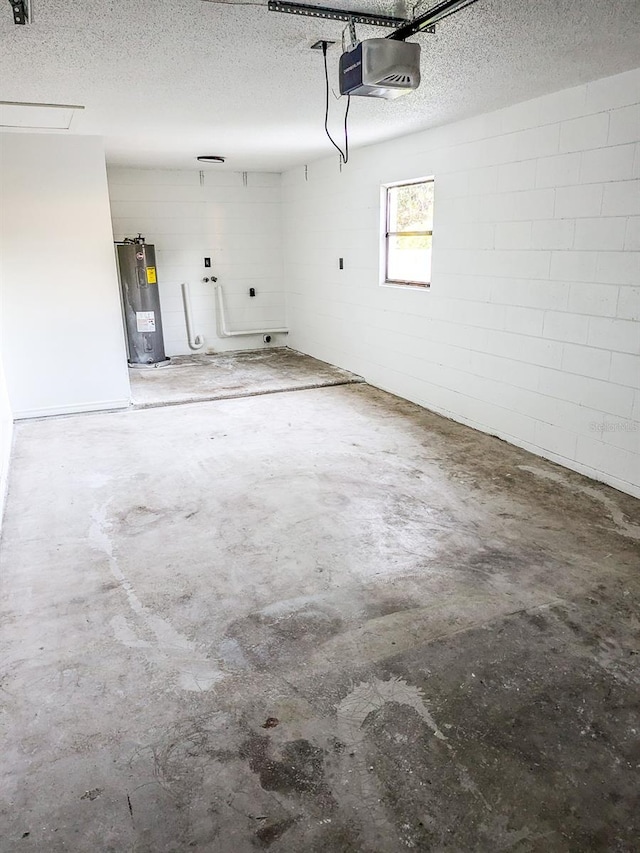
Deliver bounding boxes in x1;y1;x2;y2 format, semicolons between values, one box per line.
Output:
215;283;288;338
181;282;205;350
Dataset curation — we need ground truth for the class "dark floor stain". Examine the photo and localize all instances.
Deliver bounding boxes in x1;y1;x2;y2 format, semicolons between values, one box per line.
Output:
302;824;373;853
461;543;550;578
255;816;297;847
384;598;640;851
365;596;417;619
80;788;102;801
226;602;343;670
523;610;549;631
361;701;483;851
241;734;329;798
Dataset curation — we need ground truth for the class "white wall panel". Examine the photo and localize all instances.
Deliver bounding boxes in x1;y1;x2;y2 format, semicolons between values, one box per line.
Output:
0;134;130;419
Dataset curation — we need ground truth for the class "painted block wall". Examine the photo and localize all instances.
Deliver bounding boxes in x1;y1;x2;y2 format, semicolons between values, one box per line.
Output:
107;168;286;354
282;68;640;498
0;133;130;419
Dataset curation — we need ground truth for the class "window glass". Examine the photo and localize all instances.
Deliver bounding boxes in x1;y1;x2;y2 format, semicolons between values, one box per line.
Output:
389;183;434;233
385;179;434;286
386;235;432;284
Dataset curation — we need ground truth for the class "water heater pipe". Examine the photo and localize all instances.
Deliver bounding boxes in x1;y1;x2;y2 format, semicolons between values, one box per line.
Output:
181;282;205;350
215;283;289;338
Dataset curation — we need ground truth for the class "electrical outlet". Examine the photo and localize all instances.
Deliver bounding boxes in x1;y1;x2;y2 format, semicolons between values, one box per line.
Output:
249;287;256;297
339;257;344;269
204;257;211;267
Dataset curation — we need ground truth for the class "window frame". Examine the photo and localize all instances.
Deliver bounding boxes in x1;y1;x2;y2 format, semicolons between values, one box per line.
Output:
381;176;434;289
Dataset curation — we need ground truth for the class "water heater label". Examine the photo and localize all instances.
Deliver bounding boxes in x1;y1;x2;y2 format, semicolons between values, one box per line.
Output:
146;266;157;284
136;311;156;332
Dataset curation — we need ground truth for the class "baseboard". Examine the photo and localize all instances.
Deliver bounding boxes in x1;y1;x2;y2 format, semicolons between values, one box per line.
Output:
14;399;130;420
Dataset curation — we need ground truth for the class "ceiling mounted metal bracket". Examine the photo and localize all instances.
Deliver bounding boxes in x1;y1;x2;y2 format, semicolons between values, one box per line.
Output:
387;0;478;40
348;17;357;46
268;1;423;30
8;0;30;24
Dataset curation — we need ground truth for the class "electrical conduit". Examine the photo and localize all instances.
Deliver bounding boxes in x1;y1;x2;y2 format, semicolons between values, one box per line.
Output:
181;282;205;350
215;283;288;338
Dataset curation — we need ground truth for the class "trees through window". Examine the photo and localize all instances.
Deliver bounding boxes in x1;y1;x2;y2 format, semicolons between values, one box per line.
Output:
384;178;434;287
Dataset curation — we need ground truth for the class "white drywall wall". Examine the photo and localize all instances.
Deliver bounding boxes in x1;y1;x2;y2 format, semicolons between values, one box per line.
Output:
283;68;640;498
108;169;286;354
0;133;130;418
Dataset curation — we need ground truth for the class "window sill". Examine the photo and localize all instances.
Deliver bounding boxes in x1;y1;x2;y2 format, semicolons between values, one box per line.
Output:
381;281;430;291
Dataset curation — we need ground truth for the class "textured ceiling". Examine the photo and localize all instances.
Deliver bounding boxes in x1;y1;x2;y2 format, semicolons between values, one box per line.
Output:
1;0;639;171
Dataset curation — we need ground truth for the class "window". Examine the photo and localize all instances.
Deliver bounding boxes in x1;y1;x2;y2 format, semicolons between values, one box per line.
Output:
383;178;434;287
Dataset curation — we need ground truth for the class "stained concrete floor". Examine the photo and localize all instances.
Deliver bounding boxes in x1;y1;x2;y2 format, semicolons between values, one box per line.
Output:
128;349;362;408
1;381;639;852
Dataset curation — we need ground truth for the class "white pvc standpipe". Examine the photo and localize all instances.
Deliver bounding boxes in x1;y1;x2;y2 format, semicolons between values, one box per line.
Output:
215;283;289;338
181;282;205;350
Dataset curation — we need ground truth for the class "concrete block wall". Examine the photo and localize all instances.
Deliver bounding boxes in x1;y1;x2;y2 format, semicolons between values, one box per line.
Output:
282;68;640;497
108;168;286;354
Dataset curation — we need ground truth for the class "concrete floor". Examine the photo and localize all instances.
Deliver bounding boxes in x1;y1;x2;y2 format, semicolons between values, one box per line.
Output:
128;349;362;408
1;377;639;852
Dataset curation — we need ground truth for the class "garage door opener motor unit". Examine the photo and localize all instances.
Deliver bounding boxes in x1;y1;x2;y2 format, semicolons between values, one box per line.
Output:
339;38;420;99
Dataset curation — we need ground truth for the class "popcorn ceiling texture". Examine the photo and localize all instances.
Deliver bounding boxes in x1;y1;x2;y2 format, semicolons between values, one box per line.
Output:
0;0;639;169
